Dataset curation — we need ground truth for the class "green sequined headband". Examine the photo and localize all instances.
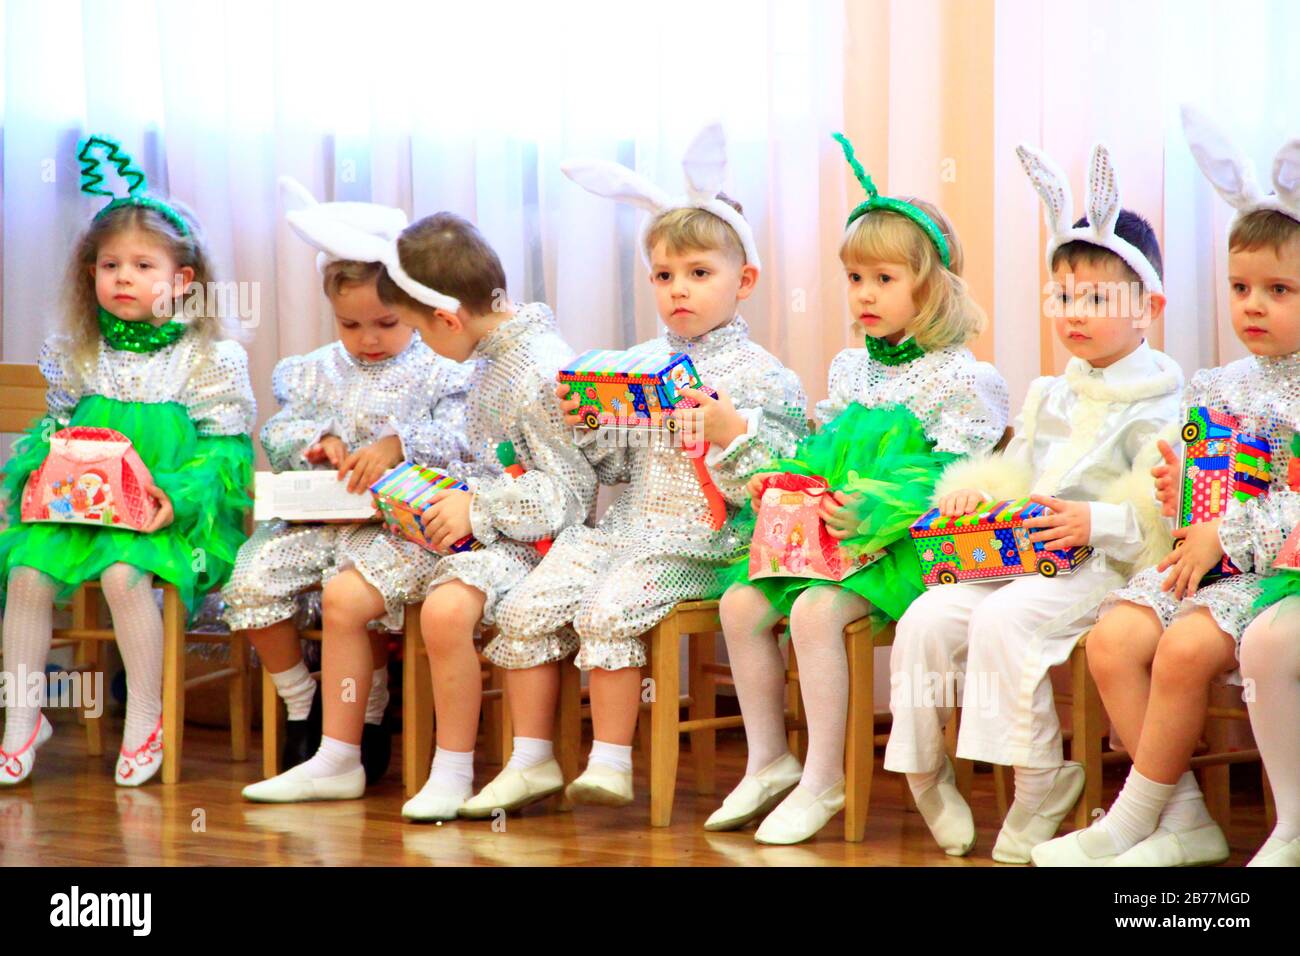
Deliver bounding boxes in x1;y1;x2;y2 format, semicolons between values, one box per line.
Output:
78;135;190;237
833;132;950;269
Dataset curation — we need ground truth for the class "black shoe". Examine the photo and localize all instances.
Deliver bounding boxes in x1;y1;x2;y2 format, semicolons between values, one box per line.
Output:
281;687;322;771
361;716;393;786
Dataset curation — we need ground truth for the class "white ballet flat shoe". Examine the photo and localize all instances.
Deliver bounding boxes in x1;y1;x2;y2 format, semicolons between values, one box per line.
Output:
753;781;846;846
1112;823;1230;867
1031;824;1121;867
402;776;471;822
564;764;634;807
242;762;366;803
115;720;164;788
1246;835;1300;868
459;759;565;819
0;714;53;787
704;752;803;832
992;762;1086;864
912;757;977;857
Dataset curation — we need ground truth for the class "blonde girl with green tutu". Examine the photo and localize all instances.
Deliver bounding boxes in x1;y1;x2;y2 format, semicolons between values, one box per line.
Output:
0;136;255;787
710;134;1009;845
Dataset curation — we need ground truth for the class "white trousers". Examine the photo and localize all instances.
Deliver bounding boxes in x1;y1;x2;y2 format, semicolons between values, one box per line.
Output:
883;561;1122;772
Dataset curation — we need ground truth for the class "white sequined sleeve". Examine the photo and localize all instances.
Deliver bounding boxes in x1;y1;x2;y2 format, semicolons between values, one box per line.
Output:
37;335;83;427
468;376;597;545
925;360;1010;456
183;340;257;438
259;352;334;471
704;362;808;505
390;360;473;468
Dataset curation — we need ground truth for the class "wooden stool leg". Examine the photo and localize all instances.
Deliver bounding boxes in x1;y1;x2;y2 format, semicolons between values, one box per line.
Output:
262;663;281;779
993;765;1011;820
161;588;185;784
689;633;716;796
228;633;250;762
948;709;974;802
648;617;681;828
73;589;106;756
1202;717;1231;831
843;628;873;842
1263;766;1276;831
482;663;504;765
555;660;581;811
402;615;434;797
1072;640;1104;830
786;640;807;763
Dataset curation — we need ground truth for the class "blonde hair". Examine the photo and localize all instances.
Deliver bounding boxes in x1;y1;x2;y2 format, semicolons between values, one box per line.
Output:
643;194;747;264
838;198;985;350
1229;209;1300;256
64;201;224;369
322;259;383;299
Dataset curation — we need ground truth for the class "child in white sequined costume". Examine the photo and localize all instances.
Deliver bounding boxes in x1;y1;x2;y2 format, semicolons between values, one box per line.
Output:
456;125;807;818
0;138;255;787
886;145;1183;864
369;213;596;821
1035;109;1300;868
223;182;471;781
710;134;1008;845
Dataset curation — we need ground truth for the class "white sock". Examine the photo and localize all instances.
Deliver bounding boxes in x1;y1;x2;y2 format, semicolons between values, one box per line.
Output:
1083;767;1175;855
427;746;475;794
1;568;55;753
270;661;317;722
1013;765;1060;812
100;564;163;753
506;736;554;771
364;667;389;726
720;585;792;776
587;740;632;774
787;587;870;795
1241;604;1300;844
1155;771;1215;833
294;735;362;779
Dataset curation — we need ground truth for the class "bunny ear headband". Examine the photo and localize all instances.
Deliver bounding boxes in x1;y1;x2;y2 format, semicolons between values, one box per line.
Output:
1015;142;1162;295
279;176;461;313
78;134;189;237
1180;105;1300;227
560;122;760;269
833;132;952;269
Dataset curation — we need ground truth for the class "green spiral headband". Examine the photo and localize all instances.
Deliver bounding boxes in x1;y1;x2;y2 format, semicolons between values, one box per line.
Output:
833;132;950;269
78;135;190;237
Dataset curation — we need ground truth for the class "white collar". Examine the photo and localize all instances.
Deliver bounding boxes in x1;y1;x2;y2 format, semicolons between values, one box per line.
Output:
1064;340;1182;402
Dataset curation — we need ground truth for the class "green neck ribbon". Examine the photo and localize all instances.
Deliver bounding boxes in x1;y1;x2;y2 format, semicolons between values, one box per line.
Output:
98;307;188;353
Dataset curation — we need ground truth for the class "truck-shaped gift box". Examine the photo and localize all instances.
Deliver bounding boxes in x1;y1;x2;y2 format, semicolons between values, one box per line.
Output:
1178;405;1273;579
557;349;711;432
369;462;481;555
910;497;1092;586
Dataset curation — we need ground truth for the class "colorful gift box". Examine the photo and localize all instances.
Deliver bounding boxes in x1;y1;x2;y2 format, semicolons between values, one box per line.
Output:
558;348;710;433
748;474;884;582
910;497;1092;587
369;462;480;555
20;426;159;531
1178;406;1274;579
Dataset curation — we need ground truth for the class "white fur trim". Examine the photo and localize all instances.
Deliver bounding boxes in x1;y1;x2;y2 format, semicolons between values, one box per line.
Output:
1016;143;1163;294
1181;105;1300;226
1063;357;1181;404
1097;460;1172;572
934;452;1033;504
561;122;761;270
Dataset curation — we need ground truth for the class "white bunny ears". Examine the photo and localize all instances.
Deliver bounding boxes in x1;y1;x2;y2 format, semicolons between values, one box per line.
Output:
1180;105;1300;226
1015;143;1162;295
278;177;460;313
560;123;760;269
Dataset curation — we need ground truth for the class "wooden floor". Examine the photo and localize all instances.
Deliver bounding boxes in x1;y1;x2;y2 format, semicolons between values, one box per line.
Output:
0;711;1273;867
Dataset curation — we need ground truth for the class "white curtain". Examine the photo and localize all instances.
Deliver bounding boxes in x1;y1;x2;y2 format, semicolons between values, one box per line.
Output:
0;0;850;449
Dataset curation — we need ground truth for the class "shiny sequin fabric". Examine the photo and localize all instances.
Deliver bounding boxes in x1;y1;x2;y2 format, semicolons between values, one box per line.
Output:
1106;353;1300;663
490;316;808;671
816;341;1009;454
39;333;255;436
222;338;472;632
423;303;598;626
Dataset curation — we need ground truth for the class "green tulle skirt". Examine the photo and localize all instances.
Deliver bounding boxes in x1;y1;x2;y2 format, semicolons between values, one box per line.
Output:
1254;572;1300;614
719;402;960;624
0;395;253;614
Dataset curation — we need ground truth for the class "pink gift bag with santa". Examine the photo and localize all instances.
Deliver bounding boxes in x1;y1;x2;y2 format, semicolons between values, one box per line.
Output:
20;426;158;531
748;473;884;582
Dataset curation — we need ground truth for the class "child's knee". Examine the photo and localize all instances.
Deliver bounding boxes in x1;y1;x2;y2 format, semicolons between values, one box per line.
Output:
1152;617;1235;685
99;563;151;602
1240;604;1297;678
421;583;482;652
322;570;382;624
